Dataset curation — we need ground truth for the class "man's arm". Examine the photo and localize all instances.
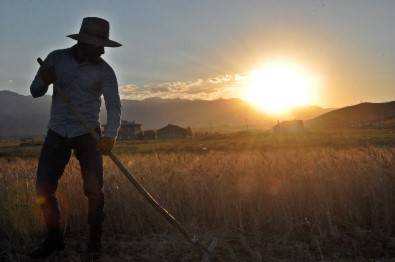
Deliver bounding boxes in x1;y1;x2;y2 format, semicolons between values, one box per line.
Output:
96;64;121;155
30;56;57;98
101;65;121;139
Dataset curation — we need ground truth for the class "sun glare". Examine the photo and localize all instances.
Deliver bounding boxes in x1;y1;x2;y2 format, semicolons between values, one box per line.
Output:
243;61;315;115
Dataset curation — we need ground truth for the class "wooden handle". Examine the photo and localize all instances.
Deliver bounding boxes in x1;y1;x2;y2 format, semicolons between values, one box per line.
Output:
37;58;45;67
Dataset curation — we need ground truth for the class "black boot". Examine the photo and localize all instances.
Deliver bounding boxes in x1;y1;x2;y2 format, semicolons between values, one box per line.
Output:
29;228;65;259
85;225;102;258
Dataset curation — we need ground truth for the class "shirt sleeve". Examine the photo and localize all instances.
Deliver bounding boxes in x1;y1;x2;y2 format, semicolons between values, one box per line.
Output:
30;53;56;98
101;64;121;139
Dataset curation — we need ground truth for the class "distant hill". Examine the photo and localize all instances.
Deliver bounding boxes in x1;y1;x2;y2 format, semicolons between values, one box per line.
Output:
287;105;335;121
306;101;395;129
116;98;334;131
0;90;333;137
0;90;51;137
115;97;274;131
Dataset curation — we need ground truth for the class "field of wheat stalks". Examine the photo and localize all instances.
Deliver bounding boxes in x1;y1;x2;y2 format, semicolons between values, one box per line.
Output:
1;145;395;261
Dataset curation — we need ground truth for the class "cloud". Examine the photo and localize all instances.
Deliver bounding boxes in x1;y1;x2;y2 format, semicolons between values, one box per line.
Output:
119;73;245;100
206;74;233;84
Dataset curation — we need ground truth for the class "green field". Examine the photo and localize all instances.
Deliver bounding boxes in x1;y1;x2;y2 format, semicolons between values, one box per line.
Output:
1;130;395;261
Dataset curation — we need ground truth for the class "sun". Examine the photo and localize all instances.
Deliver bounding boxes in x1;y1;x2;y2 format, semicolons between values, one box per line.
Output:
243;61;314;115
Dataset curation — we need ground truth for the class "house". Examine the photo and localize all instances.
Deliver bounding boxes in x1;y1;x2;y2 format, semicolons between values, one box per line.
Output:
273;120;304;134
143;130;157;140
103;120;142;140
157;124;190;139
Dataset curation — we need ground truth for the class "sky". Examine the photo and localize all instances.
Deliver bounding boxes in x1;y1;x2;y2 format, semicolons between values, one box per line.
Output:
1;0;395;111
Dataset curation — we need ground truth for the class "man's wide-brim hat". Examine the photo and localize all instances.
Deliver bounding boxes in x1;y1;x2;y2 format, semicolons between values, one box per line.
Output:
67;17;121;47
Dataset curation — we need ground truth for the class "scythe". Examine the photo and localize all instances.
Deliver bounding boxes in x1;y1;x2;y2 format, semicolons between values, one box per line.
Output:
37;58;217;261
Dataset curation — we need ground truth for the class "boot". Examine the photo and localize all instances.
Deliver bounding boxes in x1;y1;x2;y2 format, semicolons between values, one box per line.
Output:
85;225;102;258
29;228;65;259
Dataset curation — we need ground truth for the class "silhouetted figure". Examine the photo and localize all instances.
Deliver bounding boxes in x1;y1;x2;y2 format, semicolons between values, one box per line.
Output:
29;17;122;259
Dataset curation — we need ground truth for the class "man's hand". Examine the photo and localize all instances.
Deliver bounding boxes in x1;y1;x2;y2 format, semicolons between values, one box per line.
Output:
39;66;57;86
96;136;115;155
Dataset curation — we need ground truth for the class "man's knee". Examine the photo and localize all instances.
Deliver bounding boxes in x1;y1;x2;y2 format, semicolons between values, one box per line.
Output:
36;181;57;203
82;169;103;196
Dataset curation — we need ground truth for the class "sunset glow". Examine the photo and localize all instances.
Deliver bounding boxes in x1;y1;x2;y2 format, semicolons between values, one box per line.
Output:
243;61;316;114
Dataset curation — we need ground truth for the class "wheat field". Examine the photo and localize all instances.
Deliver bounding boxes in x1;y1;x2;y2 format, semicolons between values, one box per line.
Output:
1;143;395;261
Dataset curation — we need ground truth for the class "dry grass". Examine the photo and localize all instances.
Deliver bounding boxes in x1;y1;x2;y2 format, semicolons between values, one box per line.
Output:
1;145;395;261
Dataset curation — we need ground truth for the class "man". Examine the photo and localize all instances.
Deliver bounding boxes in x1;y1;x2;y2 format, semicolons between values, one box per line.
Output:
29;17;122;259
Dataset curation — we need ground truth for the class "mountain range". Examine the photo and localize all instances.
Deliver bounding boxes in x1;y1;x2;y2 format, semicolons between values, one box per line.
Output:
1;90;394;137
306;101;395;129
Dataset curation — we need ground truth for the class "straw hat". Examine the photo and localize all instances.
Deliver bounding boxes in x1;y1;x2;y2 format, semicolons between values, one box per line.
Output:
67;17;121;47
